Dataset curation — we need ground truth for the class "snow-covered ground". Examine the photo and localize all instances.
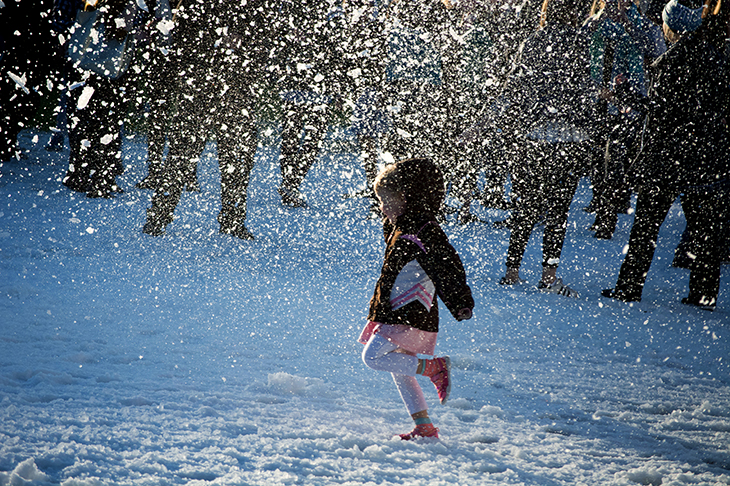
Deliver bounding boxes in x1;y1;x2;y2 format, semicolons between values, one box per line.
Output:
1;128;728;486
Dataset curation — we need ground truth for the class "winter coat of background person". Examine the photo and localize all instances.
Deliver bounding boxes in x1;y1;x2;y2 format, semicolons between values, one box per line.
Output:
634;12;729;190
603;0;730;310
142;0;277;239
342;0;392;202
134;0;182;191
504;13;595;143
61;0;144;198
496;0;595;297
0;0;59;160
380;0;456;163
583;0;667;240
272;0;349;208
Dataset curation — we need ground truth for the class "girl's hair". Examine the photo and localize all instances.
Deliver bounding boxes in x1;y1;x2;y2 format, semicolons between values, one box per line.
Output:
373;158;445;215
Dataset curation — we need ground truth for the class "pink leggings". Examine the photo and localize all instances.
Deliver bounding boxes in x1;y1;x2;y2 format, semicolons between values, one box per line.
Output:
362;334;428;415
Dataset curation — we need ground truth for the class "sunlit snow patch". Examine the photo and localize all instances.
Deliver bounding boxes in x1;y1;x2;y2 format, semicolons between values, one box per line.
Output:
0;458;50;484
77;86;95;110
249;372;335;399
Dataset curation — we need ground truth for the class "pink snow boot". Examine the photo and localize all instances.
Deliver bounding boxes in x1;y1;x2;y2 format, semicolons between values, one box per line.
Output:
422;356;451;404
399;423;439;440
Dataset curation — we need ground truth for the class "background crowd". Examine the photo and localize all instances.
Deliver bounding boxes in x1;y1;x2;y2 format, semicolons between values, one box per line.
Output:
1;0;729;310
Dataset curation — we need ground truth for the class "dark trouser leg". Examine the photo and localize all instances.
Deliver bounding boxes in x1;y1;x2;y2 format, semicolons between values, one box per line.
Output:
279;100;327;194
452;162;478;208
143;157;186;235
86;77;125;197
674;192;701;268
687;267;721;308
64;75;123;196
217;111;257;239
724;215;730;263
139;86;171;188
593;138;618;236
506;202;541;271
144;125;208;235
505;143;546;270
140;47;174;187
142;108;167;185
593;130;632;238
682;186;728;306
65;90;94;191
542;166;579;269
450;146;481;223
480;137;510;209
586;141;604;211
612;184;679;300
0;53;43;160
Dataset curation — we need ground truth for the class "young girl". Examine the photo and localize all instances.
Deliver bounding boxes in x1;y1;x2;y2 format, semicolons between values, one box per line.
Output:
359;158;474;440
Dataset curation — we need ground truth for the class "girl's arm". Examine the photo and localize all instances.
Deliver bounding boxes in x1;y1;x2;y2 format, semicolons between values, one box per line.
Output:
418;225;474;320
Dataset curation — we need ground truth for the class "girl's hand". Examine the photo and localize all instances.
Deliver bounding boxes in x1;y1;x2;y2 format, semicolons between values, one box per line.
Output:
457;308;472;321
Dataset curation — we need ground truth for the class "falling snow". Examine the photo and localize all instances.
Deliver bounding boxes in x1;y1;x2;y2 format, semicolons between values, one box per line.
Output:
0;129;728;485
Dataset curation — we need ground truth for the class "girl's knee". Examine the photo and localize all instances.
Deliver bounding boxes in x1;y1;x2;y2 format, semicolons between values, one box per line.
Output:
362;344;382;370
362;348;375;369
363;352;388;372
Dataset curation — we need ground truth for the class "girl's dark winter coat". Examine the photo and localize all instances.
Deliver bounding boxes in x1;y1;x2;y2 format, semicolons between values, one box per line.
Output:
368;213;474;333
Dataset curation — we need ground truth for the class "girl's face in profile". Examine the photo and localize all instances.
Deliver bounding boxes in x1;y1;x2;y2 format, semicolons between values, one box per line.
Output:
376;187;406;223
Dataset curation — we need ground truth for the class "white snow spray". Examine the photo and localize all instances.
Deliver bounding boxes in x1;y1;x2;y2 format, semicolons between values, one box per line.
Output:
77;86;95;110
